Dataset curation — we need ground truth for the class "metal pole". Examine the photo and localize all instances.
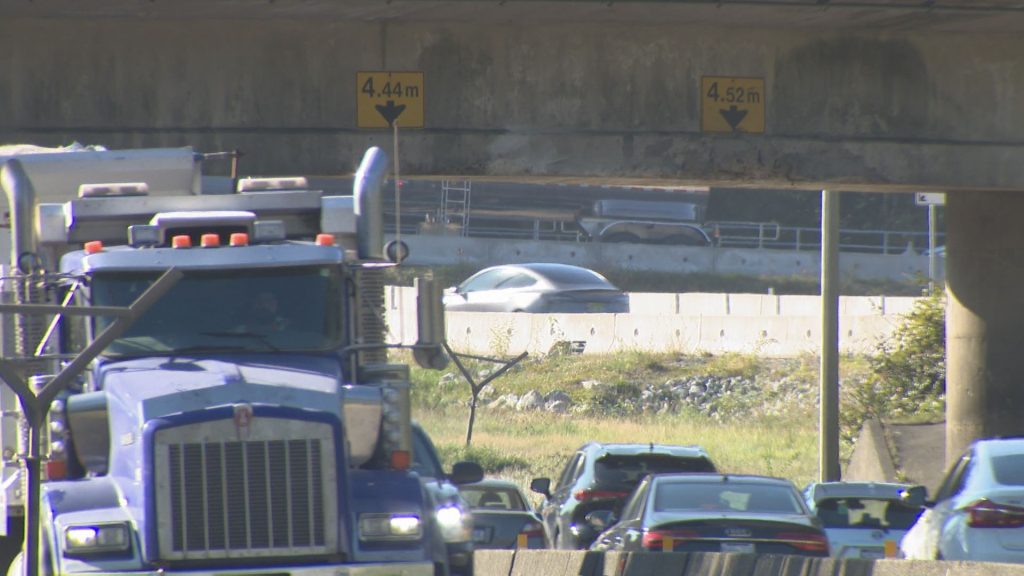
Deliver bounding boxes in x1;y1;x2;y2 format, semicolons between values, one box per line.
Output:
22;404;41;576
928;204;937;295
393;121;401;254
820;190;841;482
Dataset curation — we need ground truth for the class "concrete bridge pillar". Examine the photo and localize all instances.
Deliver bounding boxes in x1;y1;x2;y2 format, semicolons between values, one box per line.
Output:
946;190;1024;463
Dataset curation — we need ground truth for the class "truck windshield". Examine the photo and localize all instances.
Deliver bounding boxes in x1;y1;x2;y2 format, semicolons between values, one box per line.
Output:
90;266;343;355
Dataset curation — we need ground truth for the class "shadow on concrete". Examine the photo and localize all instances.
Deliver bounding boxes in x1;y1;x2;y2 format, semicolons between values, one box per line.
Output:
845;417;947;495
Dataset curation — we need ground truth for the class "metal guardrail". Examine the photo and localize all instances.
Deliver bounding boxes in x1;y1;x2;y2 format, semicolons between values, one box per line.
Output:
707;221;944;255
385;213;943;255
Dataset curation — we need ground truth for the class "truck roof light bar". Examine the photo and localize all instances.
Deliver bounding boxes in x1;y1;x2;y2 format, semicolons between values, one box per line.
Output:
128;224;161;247
236;176;309;192
200;234;220;248
171;235;192;248
252;220;286;242
78;182;149;198
230;232;249;246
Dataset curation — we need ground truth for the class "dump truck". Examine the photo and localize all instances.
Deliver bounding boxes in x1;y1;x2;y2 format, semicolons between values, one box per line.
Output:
0;146;480;576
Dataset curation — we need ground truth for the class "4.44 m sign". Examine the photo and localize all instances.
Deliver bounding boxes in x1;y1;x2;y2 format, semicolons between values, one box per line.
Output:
357;72;424;129
701;76;765;134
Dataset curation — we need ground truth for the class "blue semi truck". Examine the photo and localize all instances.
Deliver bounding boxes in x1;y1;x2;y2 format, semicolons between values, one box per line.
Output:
0;147;479;576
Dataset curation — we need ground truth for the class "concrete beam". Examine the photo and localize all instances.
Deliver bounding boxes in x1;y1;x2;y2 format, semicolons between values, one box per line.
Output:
2;19;1023;191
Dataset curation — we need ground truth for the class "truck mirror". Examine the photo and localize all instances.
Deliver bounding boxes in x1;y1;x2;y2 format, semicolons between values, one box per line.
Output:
413;277;448;370
384;240;409;263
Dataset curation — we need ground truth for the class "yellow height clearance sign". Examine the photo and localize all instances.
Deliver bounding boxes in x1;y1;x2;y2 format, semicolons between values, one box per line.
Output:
357;71;424;129
701;76;765;134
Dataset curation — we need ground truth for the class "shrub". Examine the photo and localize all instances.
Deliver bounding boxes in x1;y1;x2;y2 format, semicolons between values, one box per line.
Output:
852;292;946;423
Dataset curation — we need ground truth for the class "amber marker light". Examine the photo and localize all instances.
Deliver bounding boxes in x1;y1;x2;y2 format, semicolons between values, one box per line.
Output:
390;450;411;471
315;233;336;246
230;233;249;246
171;235;192;248
84;241;104;254
200;234;220;248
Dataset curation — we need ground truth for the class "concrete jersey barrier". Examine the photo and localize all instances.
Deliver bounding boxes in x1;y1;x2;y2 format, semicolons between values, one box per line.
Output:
477;550;1024;576
385;288;922;357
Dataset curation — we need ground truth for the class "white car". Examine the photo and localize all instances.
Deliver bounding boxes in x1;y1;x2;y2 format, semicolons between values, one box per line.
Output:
900;437;1024;562
803;481;926;559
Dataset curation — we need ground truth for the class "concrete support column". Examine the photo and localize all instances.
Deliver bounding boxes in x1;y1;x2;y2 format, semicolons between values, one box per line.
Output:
946;190;1024;463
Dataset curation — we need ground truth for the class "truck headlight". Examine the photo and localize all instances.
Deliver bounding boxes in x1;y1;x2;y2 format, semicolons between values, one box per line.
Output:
435;505;472;543
65;523;131;554
359;514;422;541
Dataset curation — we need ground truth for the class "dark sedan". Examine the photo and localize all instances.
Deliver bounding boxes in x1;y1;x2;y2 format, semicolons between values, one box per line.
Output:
459;479;546;549
589;473;829;557
442;263;629;313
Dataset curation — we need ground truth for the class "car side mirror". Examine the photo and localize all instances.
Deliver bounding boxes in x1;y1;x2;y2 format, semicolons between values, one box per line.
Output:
900;485;929;508
585;509;616;530
448;461;484;485
530;477;552;498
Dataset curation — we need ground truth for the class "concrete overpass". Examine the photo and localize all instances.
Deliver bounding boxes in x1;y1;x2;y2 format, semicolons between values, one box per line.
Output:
3;0;1024;465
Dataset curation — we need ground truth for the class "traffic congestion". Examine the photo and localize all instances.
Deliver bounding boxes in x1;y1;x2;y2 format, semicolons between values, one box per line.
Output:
450;436;1024;563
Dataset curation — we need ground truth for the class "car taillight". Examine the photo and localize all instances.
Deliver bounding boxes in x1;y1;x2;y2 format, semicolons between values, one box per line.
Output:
965;499;1024;528
519;520;545;537
516;521;545;548
641;528;699;551
775;531;830;553
573;489;630;502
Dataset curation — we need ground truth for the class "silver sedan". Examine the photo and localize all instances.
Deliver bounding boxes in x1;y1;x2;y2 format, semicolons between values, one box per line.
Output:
443;263;629;313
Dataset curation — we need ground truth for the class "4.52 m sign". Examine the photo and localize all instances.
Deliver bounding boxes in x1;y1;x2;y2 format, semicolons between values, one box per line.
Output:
701;76;765;134
357;71;424;129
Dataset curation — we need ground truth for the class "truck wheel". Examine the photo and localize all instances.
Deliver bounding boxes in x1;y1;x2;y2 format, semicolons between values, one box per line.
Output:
601;233;639;244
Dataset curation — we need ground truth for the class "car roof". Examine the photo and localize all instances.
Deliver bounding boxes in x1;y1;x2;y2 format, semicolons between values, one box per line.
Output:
805;481;925;502
651;473;795;486
582;442;711;459
973;437;1024;457
481;263;615;286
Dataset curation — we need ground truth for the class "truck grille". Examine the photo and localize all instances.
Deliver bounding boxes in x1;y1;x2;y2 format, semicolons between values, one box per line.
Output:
154;418;338;561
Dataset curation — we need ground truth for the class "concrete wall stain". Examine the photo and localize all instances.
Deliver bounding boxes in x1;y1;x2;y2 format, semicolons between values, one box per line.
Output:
773;36;932;138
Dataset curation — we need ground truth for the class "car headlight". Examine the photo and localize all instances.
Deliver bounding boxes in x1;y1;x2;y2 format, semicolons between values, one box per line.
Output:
64;523;131;555
435;505;472;543
359;514;423;541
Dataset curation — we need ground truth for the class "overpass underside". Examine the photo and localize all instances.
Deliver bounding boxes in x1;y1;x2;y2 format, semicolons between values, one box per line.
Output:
3;0;1024;464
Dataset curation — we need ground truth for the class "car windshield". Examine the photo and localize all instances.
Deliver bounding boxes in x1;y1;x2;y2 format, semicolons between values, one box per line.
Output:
91;266;343;355
461;486;527;511
813;497;921;529
654;482;803;514
594;454;715;491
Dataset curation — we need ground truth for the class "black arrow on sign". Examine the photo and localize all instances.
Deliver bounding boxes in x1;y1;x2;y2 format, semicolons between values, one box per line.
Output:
375;100;406;127
719;105;748;131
